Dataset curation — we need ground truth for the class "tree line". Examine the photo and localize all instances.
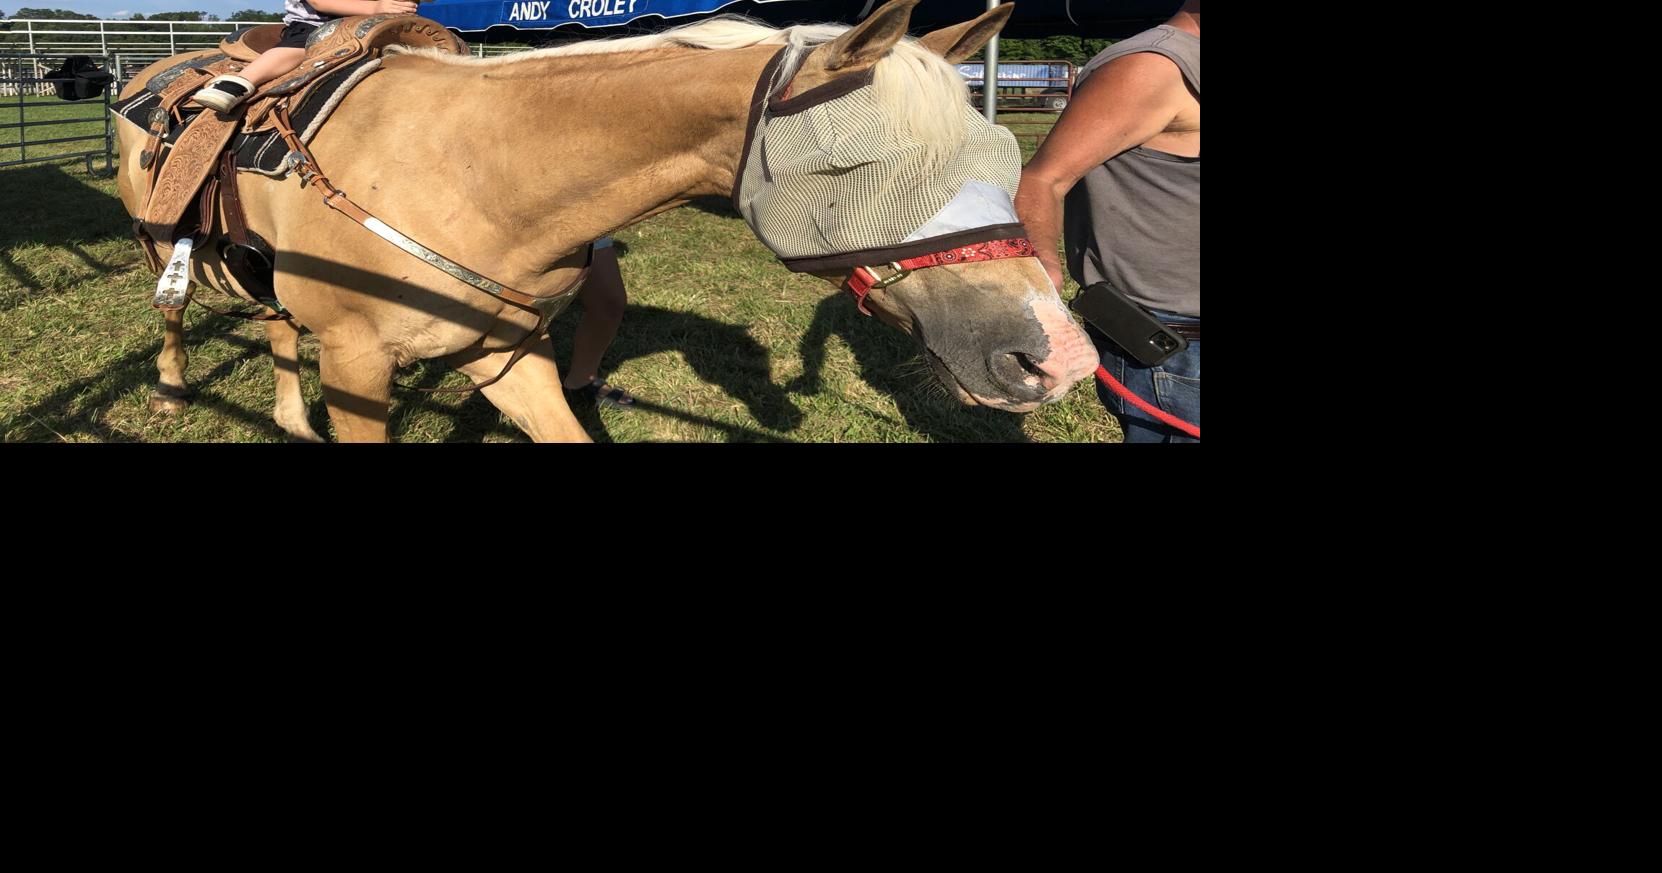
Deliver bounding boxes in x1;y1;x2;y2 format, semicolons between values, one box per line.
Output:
1;8;283;25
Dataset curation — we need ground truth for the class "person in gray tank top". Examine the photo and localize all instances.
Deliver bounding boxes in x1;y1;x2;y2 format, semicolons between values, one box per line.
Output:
1015;1;1200;443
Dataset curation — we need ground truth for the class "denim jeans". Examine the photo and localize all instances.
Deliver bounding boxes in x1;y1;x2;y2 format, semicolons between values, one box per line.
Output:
1087;309;1200;443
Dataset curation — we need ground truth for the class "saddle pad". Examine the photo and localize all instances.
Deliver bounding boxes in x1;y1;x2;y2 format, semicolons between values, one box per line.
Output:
111;57;383;179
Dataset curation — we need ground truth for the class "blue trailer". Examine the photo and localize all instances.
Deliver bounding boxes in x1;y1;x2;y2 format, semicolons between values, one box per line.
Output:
955;61;1074;111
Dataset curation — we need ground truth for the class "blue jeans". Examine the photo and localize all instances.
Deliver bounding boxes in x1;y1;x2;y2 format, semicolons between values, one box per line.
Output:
1088;310;1200;443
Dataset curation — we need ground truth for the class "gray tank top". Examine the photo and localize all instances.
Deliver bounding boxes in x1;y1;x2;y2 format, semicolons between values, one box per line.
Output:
1064;25;1200;316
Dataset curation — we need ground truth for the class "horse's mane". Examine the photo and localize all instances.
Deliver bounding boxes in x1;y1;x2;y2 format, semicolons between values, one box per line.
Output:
403;15;971;161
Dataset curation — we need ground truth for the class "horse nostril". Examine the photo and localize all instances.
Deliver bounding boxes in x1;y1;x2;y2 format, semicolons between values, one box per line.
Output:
990;351;1053;396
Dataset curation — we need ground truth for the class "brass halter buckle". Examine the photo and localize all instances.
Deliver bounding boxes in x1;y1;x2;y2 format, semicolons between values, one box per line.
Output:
863;262;913;289
848;261;914;316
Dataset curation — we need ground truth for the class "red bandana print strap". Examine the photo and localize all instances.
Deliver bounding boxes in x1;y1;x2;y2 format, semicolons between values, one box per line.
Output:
904;238;1039;268
845;238;1038;315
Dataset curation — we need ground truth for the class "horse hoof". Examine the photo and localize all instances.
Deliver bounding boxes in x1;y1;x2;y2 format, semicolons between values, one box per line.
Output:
149;389;190;414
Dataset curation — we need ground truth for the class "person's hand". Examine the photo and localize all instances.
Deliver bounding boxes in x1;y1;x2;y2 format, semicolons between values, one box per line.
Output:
375;0;420;14
1038;253;1065;293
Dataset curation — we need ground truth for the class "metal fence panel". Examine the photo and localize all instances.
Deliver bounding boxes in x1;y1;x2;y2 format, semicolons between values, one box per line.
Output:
1;51;116;175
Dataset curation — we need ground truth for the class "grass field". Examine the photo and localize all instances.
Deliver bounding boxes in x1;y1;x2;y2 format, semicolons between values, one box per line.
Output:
1;96;1119;442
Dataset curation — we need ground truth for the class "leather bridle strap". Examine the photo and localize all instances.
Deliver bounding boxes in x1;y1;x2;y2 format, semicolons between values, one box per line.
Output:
188;294;291;322
268;103;591;394
174;152;293;322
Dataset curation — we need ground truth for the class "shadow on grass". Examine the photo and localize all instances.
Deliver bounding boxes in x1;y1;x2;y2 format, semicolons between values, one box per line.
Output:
547;300;799;442
788;293;1033;443
386;360;532;443
0;162;137;308
686;195;742;220
4;313;275;442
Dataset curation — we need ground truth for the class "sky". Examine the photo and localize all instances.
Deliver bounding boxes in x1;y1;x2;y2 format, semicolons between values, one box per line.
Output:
5;1;289;19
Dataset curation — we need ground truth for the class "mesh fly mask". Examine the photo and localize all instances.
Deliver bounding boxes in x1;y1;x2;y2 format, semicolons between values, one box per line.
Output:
732;46;1037;312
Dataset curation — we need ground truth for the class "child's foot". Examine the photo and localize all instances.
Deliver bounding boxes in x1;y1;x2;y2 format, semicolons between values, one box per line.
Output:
190;75;256;113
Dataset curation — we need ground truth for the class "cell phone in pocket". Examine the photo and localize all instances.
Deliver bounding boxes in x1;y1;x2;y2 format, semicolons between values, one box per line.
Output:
1071;281;1188;367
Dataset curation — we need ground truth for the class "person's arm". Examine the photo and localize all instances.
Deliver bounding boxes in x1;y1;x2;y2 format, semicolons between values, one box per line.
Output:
309;0;420;17
1016;52;1191;291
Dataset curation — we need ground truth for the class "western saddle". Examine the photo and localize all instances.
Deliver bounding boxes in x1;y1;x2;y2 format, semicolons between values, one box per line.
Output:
131;14;467;308
127;15;594;392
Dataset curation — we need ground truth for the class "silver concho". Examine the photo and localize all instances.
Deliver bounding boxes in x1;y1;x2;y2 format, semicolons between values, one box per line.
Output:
145;53;228;94
355;14;400;38
307;19;341;48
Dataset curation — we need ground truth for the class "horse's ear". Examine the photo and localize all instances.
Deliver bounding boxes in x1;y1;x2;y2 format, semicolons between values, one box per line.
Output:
916;2;1015;64
819;0;922;72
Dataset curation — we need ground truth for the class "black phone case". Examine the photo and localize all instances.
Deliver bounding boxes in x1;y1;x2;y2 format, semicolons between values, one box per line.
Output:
1071;282;1188;367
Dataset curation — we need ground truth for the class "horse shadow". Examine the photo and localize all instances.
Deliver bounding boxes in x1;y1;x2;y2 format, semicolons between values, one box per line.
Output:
0;163;136;310
684;195;1030;441
787;292;1032;442
545;301;802;441
382;299;798;443
686;195;742;219
144;251;796;443
5;313;277;441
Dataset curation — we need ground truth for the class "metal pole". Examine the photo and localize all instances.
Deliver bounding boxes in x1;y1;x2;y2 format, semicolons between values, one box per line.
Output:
100;55;114;175
16;75;25;162
169;23;176;55
983;0;998;125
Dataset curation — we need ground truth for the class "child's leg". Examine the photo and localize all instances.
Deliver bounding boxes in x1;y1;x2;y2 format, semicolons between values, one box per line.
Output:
236;47;306;87
190;47;305;112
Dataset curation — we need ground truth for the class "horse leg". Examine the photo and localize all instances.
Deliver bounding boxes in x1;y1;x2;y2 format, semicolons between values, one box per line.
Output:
448;338;591;443
265;315;324;443
318;332;397;443
149;307;191;413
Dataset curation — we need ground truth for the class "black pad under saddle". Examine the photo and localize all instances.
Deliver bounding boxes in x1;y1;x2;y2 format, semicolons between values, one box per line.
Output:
112;56;381;178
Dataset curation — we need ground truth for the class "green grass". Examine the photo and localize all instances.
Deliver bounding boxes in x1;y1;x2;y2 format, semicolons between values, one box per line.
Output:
1001;112;1061;161
0;111;1117;443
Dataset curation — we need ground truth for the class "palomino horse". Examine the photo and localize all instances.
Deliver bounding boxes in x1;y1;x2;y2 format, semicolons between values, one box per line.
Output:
114;0;1098;442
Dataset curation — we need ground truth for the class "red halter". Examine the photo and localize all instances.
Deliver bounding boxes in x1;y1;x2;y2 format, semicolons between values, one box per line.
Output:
844;237;1038;315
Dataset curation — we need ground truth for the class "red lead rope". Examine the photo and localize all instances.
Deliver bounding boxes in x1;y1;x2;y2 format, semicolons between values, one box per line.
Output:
1095;366;1200;439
